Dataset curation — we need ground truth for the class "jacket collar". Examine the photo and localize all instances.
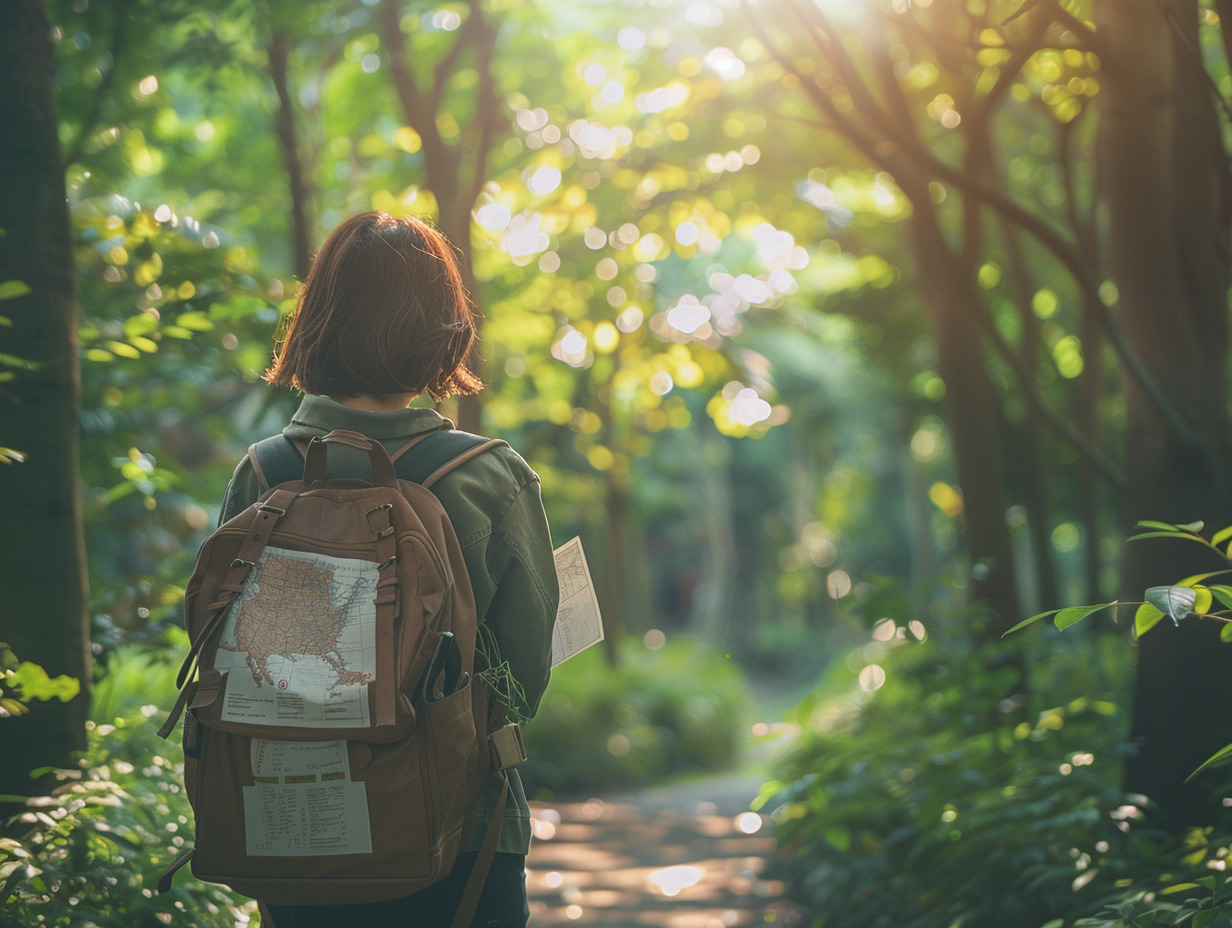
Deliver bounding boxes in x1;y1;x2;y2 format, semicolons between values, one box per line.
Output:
283;394;454;441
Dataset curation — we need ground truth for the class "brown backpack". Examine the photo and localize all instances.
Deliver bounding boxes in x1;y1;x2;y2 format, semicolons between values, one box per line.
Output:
157;429;526;923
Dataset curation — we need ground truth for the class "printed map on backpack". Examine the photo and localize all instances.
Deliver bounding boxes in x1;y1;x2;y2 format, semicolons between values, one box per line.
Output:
157;428;521;907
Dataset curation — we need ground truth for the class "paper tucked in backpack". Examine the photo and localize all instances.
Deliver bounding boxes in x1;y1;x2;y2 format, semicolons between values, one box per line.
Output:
243;739;373;856
551;537;604;667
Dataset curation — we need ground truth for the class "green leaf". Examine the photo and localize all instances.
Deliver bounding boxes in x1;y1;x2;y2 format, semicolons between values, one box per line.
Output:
1002;609;1063;636
1054;602;1118;631
1220;622;1232;643
11;662;80;703
1212;526;1232;547
751;780;784;812
1194;586;1214;615
1128;531;1213;544
1136;602;1166;637
823;826;851;852
176;310;214;331
101;482;138;505
1131;913;1159;928
1213;878;1232;904
0;352;37;370
104;340;141;359
1161;882;1203;894
1137;520;1185;532
1207;586;1232;611
1145;586;1197;624
1187;741;1232;782
0;280;31;300
122;312;159;338
1194;909;1220;928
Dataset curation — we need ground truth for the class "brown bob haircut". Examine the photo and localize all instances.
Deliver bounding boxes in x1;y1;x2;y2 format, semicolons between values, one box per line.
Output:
264;211;483;400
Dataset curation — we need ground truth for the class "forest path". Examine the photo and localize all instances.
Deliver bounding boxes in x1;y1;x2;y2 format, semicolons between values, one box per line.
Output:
525;773;804;928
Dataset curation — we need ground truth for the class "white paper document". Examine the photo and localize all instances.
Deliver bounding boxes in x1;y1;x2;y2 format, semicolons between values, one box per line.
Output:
214;546;377;728
551;537;605;667
243;738;373;856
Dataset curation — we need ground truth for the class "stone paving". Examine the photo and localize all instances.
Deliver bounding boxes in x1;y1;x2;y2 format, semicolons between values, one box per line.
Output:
525;777;804;928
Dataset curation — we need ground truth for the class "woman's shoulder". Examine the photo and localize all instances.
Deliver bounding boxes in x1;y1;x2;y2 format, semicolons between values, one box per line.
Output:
428;432;542;528
455;431;539;485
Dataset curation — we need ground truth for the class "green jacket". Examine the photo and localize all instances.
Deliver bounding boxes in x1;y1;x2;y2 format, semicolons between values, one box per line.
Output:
217;394;558;855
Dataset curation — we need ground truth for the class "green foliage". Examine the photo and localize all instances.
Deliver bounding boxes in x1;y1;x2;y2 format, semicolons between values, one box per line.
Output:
1008;520;1232;782
89;631;185;726
0;645;80;721
1071;868;1232;928
521;635;749;796
1008;522;1232;639
0;711;258;927
760;632;1157;928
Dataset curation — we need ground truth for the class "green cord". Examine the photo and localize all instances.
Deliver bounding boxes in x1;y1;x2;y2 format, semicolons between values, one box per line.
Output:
475;624;529;725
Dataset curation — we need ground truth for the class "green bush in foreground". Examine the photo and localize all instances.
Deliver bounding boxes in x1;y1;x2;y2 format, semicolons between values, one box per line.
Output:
521;634;749;797
0;710;257;928
759;632;1193;928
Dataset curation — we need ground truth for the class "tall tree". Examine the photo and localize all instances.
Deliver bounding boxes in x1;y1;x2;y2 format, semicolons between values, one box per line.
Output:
377;0;503;433
0;0;90;800
1095;0;1232;826
747;0;1232;825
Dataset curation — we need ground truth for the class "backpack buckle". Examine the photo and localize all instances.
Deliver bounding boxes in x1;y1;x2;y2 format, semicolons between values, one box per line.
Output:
489;722;527;770
257;503;287;516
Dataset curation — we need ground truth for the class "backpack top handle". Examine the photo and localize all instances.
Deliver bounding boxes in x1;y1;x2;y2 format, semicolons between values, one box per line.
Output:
302;429;398;487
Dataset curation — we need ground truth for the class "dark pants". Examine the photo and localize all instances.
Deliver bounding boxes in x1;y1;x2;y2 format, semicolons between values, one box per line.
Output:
262;852;529;928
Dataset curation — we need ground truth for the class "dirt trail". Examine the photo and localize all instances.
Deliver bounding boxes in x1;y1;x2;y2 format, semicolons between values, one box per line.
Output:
526;775;804;928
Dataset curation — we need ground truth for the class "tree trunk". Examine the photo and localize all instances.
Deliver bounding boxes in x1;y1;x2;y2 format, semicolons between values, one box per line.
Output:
906;206;1022;636
1097;0;1232;827
268;31;313;281
0;0;90;803
377;0;499;435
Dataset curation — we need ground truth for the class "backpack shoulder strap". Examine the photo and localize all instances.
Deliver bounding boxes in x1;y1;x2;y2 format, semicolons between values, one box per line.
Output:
248;428;505;493
391;429;507;489
248;434;306;493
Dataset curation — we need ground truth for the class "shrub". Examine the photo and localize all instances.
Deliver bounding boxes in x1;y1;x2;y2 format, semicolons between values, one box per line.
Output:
0;709;257;928
758;631;1180;928
520;634;749;797
88;630;184;726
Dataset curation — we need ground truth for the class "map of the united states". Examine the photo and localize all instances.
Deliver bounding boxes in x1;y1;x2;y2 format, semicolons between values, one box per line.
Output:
220;553;372;690
215;546;378;728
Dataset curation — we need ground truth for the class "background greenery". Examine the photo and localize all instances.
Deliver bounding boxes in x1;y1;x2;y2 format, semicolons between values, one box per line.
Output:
7;0;1232;925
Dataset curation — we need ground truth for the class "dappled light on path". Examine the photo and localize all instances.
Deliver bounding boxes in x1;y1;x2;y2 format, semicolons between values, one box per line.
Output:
527;795;801;927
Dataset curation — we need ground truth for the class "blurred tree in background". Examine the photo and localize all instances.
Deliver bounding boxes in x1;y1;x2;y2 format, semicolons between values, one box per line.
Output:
0;0;91;805
743;0;1232;826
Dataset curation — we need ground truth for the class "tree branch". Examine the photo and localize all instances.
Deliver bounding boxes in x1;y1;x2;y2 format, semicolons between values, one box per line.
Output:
751;0;1199;450
378;0;457;206
464;2;501;214
1155;0;1232;126
430;2;481;115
